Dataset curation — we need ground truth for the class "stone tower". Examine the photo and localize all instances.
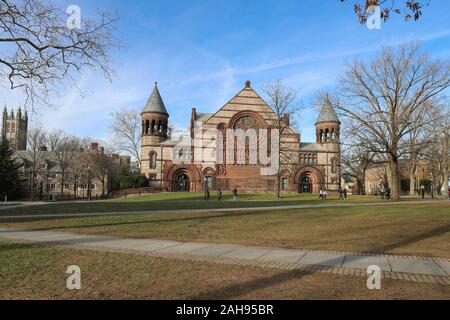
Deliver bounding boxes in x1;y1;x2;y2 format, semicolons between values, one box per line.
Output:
141;82;169;183
315;97;341;190
2;106;28;150
315;97;340;145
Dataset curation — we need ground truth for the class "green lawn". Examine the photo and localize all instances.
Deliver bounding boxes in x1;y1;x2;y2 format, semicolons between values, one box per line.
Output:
0;192;423;216
2;202;449;258
1;241;449;300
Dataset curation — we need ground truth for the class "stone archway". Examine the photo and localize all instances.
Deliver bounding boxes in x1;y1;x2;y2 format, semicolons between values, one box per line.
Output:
173;171;190;192
164;164;203;192
294;166;325;194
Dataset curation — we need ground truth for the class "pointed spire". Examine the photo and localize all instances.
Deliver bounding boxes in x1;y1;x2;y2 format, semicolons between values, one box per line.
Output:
316;96;340;125
142;81;168;115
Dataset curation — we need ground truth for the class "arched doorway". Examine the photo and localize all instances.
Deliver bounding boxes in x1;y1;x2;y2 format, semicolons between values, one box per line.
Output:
174;172;190;192
299;174;312;194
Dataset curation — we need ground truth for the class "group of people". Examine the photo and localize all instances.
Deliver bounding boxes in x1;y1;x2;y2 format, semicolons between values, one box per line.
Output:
318;189;328;199
204;187;239;201
318;188;348;200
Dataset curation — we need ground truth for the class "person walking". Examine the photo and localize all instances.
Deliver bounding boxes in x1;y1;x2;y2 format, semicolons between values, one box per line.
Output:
380;185;385;200
323;189;328;200
319;188;324;199
343;188;348;200
232;187;238;201
421;185;426;199
217;188;222;201
339;188;344;200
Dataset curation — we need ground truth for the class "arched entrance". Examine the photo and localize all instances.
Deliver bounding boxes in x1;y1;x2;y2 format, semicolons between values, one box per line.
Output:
174;172;190;192
299;174;312;194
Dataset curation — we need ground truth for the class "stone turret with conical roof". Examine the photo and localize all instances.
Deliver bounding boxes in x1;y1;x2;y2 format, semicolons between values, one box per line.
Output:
141;82;169;181
315;97;340;144
141;82;169;140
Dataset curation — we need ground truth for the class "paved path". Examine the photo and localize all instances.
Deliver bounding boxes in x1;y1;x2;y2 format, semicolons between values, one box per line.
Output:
0;199;448;220
1;227;449;285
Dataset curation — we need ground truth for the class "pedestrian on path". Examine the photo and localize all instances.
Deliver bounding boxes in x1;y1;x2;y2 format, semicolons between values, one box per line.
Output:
319;188;324;199
339;188;344;200
232;187;238;201
323;189;328;200
343;188;348;199
217;188;222;201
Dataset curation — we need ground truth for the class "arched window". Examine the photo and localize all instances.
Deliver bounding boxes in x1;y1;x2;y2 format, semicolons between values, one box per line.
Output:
149;152;157;169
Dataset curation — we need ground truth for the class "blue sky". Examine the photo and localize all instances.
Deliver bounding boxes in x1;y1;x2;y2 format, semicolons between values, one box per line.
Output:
2;0;450;143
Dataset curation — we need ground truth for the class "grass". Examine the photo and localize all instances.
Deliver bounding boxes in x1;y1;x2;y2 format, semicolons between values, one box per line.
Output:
0;192;426;216
1;241;449;300
2;203;449;258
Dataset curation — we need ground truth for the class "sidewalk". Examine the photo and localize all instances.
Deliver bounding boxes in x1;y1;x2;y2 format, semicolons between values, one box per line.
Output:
1;227;449;285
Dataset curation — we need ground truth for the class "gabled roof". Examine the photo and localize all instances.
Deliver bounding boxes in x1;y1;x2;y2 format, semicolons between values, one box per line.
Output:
316;98;340;125
143;82;168;115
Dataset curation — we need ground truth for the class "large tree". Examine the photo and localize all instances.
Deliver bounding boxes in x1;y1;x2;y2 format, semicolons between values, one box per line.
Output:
331;43;449;201
48;130;80;200
0;136;20;197
0;0;118;108
26;125;46;200
110;107;141;170
262;80;301;198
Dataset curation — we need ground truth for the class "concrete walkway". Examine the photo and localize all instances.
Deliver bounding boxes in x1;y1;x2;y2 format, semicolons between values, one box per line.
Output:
0;199;448;220
1;227;449;285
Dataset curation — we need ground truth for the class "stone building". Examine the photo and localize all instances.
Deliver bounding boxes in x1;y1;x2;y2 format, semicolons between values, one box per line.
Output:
365;159;437;195
141;81;341;193
2;107;28;150
15;143;130;200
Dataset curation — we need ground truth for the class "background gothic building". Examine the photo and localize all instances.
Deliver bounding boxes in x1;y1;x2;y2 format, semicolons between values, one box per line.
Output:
2;106;28;151
141;81;341;193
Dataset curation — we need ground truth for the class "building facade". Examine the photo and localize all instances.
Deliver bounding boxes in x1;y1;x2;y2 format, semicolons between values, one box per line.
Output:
141;81;341;193
15;143;130;200
2;107;28;150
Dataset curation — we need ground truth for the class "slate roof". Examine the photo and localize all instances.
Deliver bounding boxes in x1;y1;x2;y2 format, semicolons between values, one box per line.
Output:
143;82;168;114
316;99;340;125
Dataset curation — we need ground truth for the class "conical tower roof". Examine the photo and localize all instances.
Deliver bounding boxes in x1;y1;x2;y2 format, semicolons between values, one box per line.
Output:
143;82;168;115
316;98;340;125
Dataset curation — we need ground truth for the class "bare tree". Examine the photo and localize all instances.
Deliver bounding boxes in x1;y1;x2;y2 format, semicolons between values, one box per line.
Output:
48;130;80;200
26;125;46;200
340;0;431;23
341;138;376;195
81;149;115;197
110;107;141;170
331;43;449;201
262;80;301;198
0;0;118;108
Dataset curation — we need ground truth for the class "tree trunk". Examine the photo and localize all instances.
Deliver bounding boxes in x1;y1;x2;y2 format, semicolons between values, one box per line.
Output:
408;152;417;195
60;171;64;200
442;132;449;194
30;170;35;201
388;154;401;201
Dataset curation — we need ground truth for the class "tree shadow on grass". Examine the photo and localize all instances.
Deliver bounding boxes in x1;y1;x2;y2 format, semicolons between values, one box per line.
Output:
7;210;279;232
187;223;450;299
